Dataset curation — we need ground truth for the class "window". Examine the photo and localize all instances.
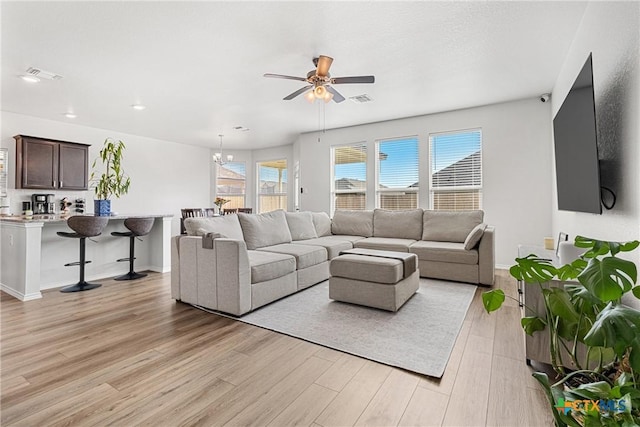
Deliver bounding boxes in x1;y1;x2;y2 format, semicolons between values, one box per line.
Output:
332;143;367;211
376;137;419;210
216;162;246;209
257;159;287;213
429;129;482;210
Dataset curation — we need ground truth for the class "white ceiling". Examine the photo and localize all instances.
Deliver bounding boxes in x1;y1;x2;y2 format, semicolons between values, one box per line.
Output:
1;1;587;150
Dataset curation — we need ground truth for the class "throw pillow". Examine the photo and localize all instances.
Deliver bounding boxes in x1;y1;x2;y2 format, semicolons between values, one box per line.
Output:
331;210;374;237
422;210;484;243
238;210;293;249
183;215;244;241
285;212;318;241
464;223;487;250
310;211;332;237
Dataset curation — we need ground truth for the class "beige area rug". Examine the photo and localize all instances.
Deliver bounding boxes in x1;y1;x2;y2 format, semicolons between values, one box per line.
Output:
236;278;477;378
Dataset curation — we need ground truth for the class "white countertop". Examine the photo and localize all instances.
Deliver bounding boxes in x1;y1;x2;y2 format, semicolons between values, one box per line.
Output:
0;213;173;224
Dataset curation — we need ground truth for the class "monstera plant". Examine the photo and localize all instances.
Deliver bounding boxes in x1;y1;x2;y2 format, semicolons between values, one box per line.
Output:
483;236;640;426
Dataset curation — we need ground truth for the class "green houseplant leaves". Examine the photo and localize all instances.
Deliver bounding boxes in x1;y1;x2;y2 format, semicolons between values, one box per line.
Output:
484;236;640;425
90;138;131;201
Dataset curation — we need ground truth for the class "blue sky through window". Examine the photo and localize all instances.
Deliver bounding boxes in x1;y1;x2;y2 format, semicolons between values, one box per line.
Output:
259;165;287;183
223;162;246;176
431;131;482;172
334;133;481;189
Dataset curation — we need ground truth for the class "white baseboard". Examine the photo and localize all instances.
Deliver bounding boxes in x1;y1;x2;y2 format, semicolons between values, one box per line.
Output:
0;283;42;301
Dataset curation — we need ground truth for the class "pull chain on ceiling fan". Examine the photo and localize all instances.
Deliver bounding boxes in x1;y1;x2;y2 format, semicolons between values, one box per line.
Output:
264;55;375;103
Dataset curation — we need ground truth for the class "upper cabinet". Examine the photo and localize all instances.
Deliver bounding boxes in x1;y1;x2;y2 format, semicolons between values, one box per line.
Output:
14;135;89;190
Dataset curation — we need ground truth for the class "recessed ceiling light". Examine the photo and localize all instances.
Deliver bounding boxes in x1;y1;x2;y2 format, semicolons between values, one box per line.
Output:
20;75;40;83
63;113;77;119
131;104;146;110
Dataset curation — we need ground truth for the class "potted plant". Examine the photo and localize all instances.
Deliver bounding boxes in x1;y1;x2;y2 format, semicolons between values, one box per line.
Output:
483;236;640;426
90;138;131;216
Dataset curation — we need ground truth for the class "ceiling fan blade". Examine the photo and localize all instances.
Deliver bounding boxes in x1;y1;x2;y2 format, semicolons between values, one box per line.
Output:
283;85;313;100
264;73;307;82
316;55;334;77
326;85;345;103
331;76;375;84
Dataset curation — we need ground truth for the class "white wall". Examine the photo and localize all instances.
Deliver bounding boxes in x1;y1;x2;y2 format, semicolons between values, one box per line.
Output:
551;2;640;258
294;98;554;267
1;111;211;235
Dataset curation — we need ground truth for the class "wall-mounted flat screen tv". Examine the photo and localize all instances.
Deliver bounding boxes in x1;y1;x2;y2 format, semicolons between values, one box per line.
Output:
553;53;602;214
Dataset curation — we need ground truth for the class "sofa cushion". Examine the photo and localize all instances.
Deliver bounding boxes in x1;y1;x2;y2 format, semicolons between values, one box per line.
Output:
373;209;423;240
238;210;292;250
295;236;353;259
183;215;244;240
310;212;332;237
247;250;296;284
464;223;487;250
422;210;484;243
331;210;374;237
409;241;478;265
257;243;328;269
353;237;416;252
285;212;318;241
330;254;403;284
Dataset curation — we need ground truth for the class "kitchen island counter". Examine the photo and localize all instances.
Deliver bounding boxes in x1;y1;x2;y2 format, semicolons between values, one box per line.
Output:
0;214;173;300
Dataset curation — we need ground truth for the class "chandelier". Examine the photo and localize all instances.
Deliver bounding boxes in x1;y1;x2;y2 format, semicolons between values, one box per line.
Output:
213;134;233;165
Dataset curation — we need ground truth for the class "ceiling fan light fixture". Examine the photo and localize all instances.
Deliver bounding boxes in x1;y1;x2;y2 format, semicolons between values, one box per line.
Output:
314;85;327;98
305;91;316;104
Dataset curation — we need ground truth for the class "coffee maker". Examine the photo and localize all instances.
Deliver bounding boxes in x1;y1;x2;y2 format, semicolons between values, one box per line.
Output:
32;194;55;214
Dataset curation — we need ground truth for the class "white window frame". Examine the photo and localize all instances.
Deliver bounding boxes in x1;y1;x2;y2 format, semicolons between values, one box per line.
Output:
428;128;483;210
375;135;419;210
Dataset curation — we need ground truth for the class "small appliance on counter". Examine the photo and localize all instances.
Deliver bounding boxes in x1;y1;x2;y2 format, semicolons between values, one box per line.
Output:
32;193;55;214
22;201;33;217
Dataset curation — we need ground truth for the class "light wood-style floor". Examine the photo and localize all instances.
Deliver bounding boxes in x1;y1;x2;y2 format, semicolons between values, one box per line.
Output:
1;270;554;426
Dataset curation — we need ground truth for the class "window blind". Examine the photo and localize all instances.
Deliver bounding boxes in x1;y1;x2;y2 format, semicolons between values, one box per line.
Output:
377;137;419;210
257;159;287;213
332;143;367;211
429;130;482;210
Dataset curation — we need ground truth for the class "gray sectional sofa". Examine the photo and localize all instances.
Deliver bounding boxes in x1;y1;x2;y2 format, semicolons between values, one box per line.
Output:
171;209;494;316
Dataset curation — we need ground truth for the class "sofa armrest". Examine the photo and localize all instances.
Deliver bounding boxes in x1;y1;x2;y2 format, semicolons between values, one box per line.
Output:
171;235;183;300
478;225;495;286
212;238;252;316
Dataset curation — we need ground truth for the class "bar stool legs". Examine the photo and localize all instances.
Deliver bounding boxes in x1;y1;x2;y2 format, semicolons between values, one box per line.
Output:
112;217;154;281
61;237;102;292
114;234;147;281
57;215;109;293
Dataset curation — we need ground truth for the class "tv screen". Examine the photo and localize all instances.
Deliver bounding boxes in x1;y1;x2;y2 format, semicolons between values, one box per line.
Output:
553;53;602;214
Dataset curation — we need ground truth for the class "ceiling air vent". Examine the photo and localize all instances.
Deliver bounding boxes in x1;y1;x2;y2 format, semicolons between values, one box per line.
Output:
349;94;373;104
25;67;63;80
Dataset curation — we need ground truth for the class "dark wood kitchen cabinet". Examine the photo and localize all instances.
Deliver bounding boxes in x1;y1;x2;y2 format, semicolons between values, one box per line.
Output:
14;135;89;190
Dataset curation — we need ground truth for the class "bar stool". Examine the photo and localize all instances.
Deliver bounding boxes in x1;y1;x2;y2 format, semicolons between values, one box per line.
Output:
57;215;109;293
111;217;154;281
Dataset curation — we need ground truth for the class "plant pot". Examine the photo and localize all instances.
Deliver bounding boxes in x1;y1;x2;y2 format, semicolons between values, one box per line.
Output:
94;199;111;216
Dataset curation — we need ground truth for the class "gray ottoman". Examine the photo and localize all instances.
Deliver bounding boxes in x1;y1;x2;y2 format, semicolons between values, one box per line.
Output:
329;249;419;312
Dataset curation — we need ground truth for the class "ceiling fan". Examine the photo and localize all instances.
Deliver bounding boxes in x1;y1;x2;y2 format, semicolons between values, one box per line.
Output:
264;55;375;103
